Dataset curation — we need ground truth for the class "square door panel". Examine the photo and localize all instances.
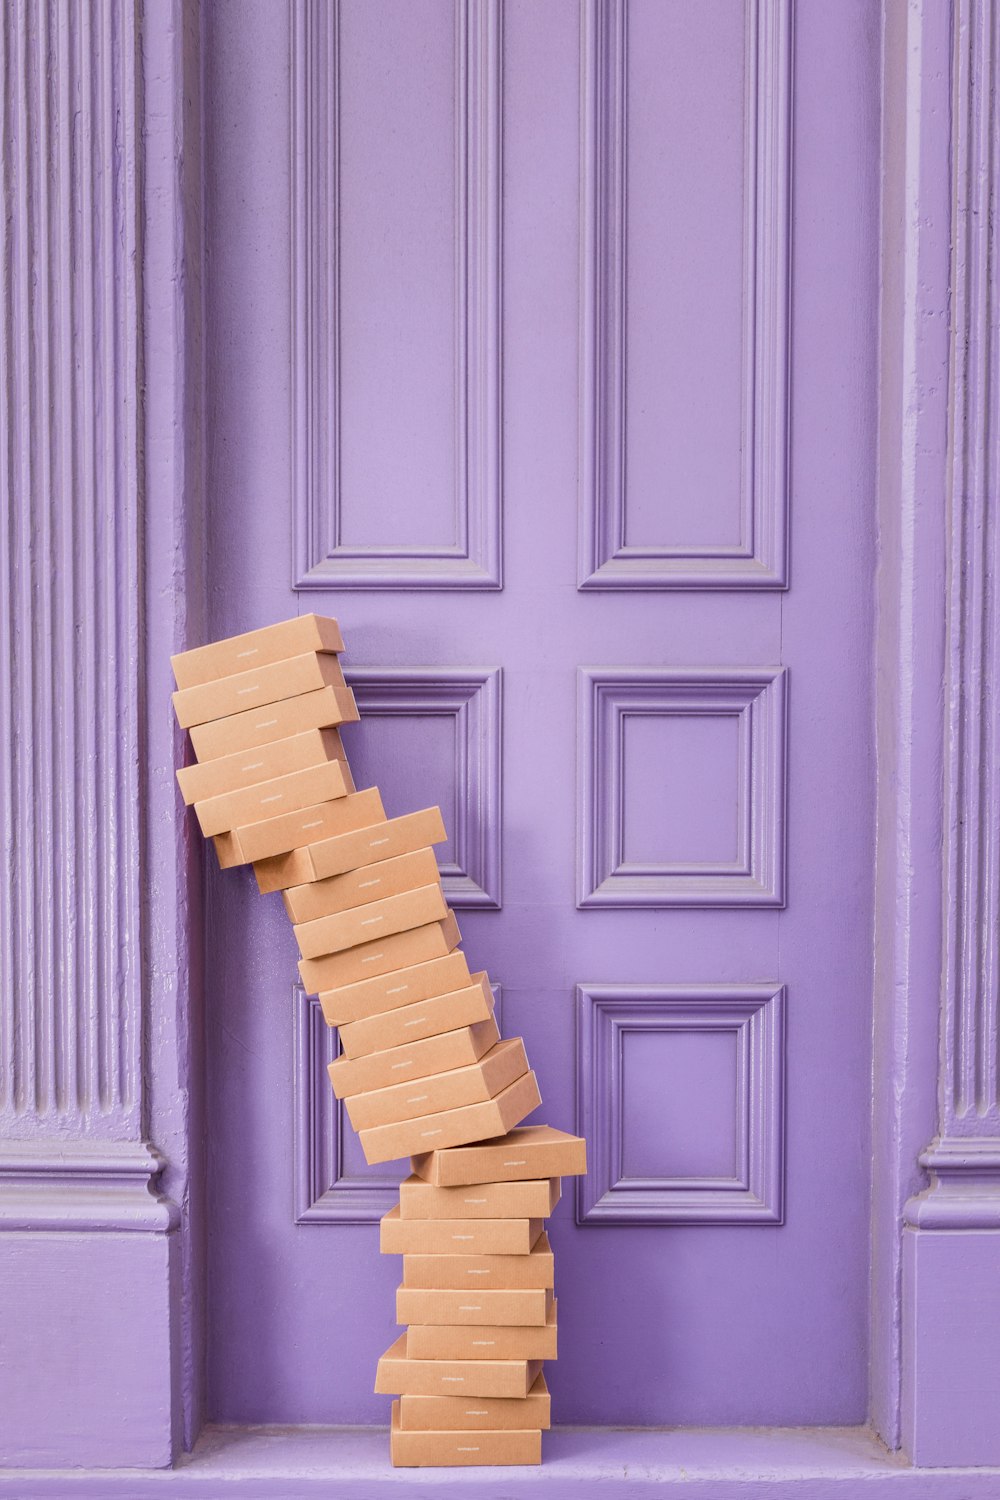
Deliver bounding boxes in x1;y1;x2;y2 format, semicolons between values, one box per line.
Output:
576;984;786;1225
343;667;501;908
578;667;787;906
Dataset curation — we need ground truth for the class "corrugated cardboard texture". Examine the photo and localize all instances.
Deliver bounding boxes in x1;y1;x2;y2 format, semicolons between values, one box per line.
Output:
171;613;344;688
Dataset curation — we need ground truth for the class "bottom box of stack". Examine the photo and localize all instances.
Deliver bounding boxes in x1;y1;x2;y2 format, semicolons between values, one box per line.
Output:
390;1401;542;1467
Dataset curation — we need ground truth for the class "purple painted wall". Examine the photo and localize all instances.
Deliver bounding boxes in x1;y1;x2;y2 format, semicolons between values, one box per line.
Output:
2;0;1000;1484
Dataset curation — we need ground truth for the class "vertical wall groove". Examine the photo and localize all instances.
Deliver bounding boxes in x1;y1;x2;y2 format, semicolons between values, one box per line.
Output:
0;0;142;1139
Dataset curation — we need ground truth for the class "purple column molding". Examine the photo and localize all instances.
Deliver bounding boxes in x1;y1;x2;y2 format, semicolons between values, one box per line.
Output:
895;0;1000;1466
0;0;204;1468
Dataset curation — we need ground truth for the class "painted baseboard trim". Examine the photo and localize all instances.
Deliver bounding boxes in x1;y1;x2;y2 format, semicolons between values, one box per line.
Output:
1;1425;999;1495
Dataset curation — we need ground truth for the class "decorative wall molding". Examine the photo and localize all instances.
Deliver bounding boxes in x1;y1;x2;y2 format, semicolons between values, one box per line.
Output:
290;0;503;589
578;0;792;589
346;666;502;908
577;668;787;906
0;0;147;1147
576;984;785;1224
0;1141;177;1232
294;982;503;1223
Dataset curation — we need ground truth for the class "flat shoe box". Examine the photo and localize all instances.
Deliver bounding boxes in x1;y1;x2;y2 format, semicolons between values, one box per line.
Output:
336;972;494;1059
411;1123;587;1187
375;1333;541;1399
405;1304;557;1362
190;684;359;763
282;846;440;924
177;727;346;805
318;952;473;1029
401;1233;555;1291
397;1285;553;1328
380;1204;543;1257
173;650;347;729
399;1173;560;1221
214;778;377;869
171;613;344;688
389;1402;541;1467
329;1017;499;1100
256;806;446;894
360;1069;541;1165
294;882;448;960
397;1371;550;1432
299;911;461;995
196;758;354;837
346;1038;527;1132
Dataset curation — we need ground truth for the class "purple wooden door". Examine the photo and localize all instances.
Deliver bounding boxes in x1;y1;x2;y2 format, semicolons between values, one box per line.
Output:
203;0;877;1426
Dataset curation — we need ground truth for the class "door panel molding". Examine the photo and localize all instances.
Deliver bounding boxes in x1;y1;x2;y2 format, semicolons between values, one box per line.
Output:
576;984;786;1224
578;0;792;590
291;0;503;590
577;667;787;907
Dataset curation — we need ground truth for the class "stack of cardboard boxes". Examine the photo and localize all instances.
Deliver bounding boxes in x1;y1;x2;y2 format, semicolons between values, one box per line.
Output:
170;614;586;1468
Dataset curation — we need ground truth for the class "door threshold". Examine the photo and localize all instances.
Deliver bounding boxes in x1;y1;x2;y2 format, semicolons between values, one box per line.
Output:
1;1424;998;1495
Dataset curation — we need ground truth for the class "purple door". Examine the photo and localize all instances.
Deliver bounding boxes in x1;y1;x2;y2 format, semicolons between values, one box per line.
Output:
203;0;877;1425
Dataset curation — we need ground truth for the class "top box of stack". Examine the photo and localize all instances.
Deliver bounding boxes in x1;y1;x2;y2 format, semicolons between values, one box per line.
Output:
171;613;344;689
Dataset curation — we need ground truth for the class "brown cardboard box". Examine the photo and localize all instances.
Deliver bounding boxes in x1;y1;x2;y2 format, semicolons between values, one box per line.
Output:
282;846;440;923
397;1371;550;1432
401;1232;555;1291
299;911;461;994
361;1069;541;1166
389;1402;541;1467
171;614;344;689
176;727;346;806
399;1173;560;1221
196;759;354;838
405;1304;557;1362
396;1285;553;1328
214;780;370;870
318;952;473;1029
172;650;347;730
189;684;359;762
337;972;494;1059
328;1016;499;1100
346;1039;527;1133
294;882;448;960
255;806;445;894
380;1204;544;1257
411;1124;587;1188
375;1334;540;1399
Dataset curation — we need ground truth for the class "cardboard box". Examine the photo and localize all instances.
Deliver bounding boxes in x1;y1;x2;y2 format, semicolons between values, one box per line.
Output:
255;806;445;894
196;758;354;838
328;1016;499;1100
396;1285;553;1328
337;972;494;1059
397;1371;550;1432
389;1402;541;1467
346;1039;527;1133
171;613;344;689
380;1204;544;1257
189;684;359;763
214;780;369;870
361;1069;541;1166
176;727;346;806
172;650;347;730
282;846;440;924
399;1173;560;1222
299;911;461;995
294;882;448;960
401;1233;554;1292
405;1303;557;1362
318;952;473;1029
375;1334;541;1400
411;1124;586;1188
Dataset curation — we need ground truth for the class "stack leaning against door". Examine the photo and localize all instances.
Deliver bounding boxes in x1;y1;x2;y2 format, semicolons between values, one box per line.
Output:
170;613;586;1468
